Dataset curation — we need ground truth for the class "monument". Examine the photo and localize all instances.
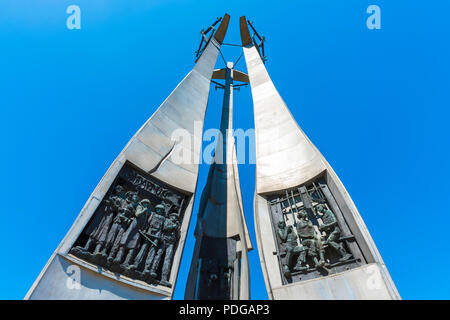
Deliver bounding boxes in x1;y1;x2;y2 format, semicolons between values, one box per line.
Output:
184;62;253;300
25;14;231;300
239;16;400;299
25;13;399;300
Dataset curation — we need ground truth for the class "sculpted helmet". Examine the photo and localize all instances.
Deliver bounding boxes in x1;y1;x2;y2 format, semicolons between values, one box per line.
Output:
297;209;307;219
316;204;325;212
125;191;134;200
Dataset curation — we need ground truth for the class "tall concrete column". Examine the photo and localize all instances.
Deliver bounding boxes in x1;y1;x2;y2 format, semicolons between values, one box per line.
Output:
25;14;230;300
240;16;400;300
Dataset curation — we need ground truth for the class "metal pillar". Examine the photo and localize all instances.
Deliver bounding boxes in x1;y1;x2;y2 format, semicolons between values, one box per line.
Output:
185;62;252;300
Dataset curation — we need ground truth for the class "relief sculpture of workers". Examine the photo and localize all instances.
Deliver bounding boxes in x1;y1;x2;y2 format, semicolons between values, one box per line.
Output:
106;191;140;265
158;211;180;287
276;219;305;276
295;210;326;270
317;204;352;262
142;203;166;278
119;198;151;269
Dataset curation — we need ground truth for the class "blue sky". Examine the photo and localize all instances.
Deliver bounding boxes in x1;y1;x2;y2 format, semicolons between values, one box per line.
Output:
1;1;449;299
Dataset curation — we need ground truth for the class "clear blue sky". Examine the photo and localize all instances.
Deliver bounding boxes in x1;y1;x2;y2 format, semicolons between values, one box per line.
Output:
1;1;449;300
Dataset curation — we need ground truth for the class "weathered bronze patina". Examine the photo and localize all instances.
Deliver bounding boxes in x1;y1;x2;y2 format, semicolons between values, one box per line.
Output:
267;177;365;284
70;162;188;288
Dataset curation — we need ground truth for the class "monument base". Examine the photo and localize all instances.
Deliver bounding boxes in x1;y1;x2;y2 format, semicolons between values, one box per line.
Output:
25;254;169;300
271;263;394;300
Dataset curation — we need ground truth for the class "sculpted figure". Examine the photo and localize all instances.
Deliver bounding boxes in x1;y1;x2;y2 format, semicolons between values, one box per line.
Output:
295;210;325;270
277;220;305;276
106;191;139;265
75;185;126;255
119;198;151;269
158;212;180;286
317;204;352;262
142;204;166;278
223;263;233;298
92;185;127;257
128;203;156;271
203;259;220;299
